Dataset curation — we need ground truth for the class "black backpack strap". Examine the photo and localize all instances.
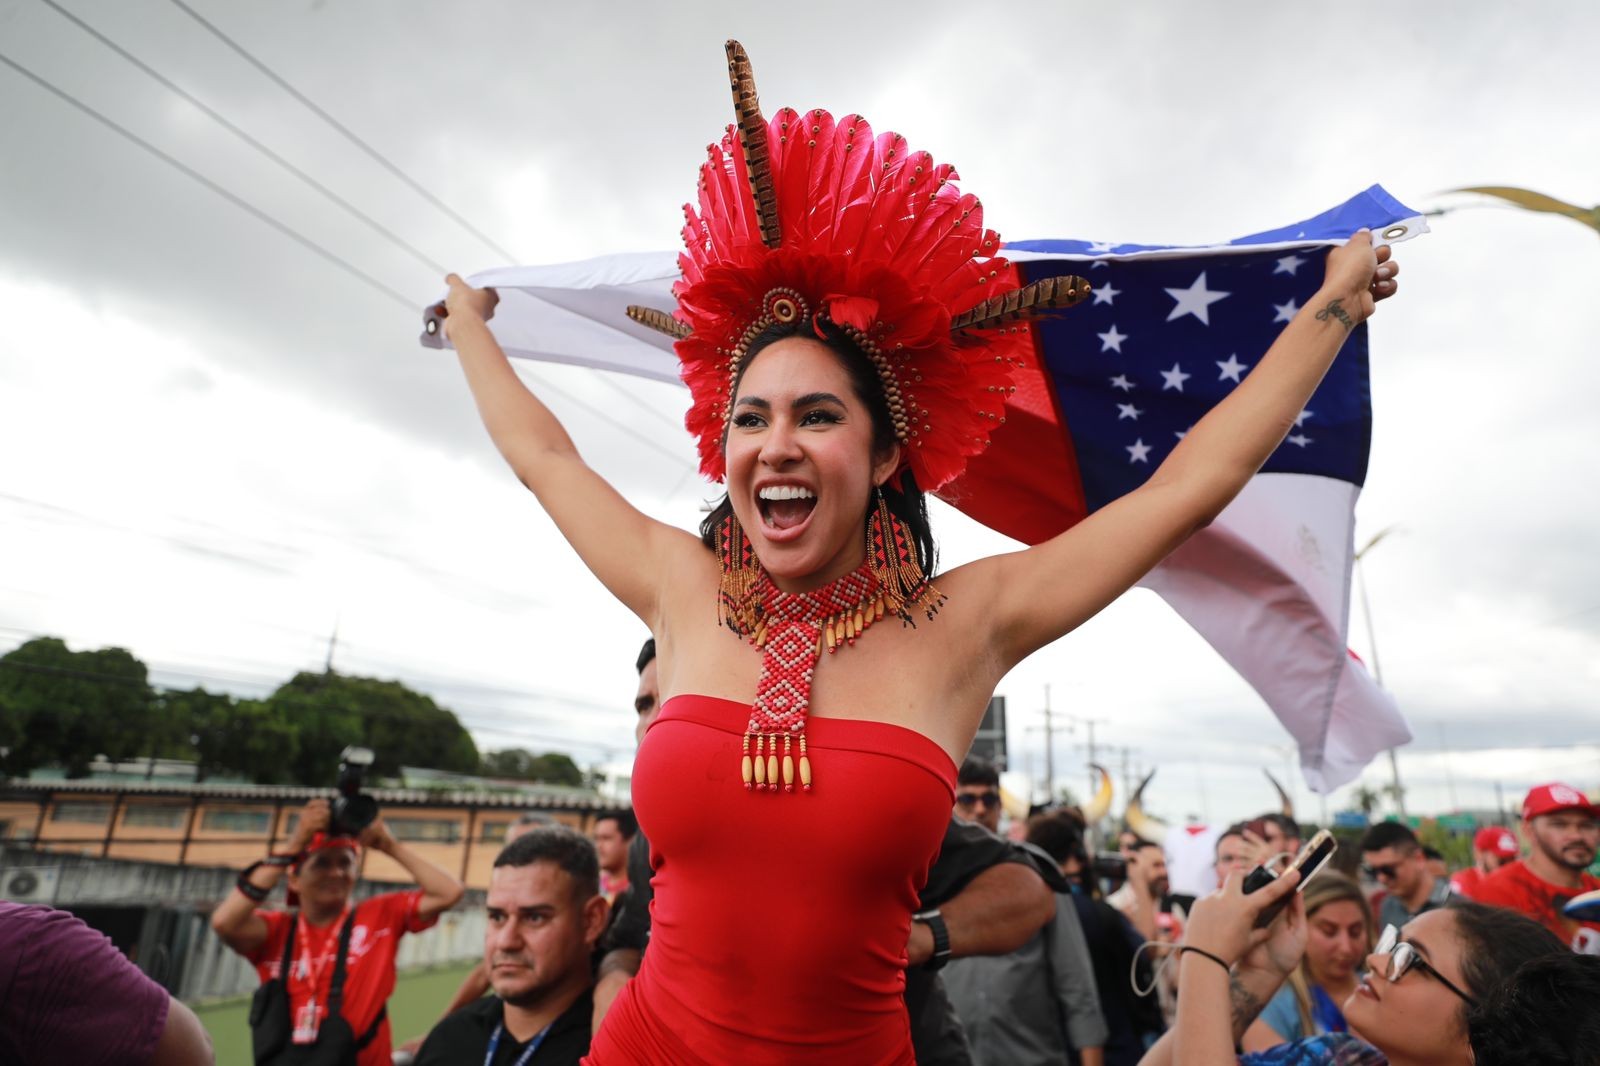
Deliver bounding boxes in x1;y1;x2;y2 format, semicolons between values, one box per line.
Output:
354;1006;388;1051
277;911;299;980
325;904;360;1014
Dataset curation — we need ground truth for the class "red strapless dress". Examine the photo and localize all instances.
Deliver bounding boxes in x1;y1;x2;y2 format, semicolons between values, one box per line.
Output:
584;694;956;1065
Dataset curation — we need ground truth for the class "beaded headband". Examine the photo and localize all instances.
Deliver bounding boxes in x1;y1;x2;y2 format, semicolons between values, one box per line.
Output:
628;41;1092;492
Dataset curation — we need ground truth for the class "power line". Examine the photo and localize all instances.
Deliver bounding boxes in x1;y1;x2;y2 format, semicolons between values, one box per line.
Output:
163;0;517;264
38;0;447;274
0;52;688;468
0;50;413;308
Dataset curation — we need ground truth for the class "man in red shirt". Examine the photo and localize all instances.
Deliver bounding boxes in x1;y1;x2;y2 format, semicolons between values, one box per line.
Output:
1449;825;1520;899
1473;782;1600;954
211;797;465;1065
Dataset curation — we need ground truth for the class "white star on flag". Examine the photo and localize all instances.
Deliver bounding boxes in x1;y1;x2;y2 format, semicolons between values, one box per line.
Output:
1126;439;1152;463
1295;409;1313;427
1092;282;1121;306
1274;254;1306;276
1287;434;1313;447
1110;374;1135;392
1086;240;1116;254
1164;272;1231;325
1216;354;1248;383
1160;363;1192;391
1097;325;1129;353
1273;298;1300;324
1117;403;1144;421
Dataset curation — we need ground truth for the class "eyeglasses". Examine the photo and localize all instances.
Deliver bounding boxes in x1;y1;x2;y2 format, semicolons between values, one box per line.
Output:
1361;862;1401;880
956;791;1001;810
1372;925;1477;1006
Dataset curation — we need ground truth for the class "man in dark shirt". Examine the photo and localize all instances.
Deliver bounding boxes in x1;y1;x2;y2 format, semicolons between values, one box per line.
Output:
415;827;608;1066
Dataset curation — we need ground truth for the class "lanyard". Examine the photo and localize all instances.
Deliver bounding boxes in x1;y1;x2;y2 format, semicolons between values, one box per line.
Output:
483;1020;551;1066
294;906;351;1002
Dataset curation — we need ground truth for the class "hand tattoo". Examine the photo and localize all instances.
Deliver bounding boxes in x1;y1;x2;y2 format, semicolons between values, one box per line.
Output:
1229;975;1263;1037
1315;298;1355;333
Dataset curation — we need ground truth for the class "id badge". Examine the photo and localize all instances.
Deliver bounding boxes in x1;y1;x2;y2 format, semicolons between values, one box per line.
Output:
291;999;320;1044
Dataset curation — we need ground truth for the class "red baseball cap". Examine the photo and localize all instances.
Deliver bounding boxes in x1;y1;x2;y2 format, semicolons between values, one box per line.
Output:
1472;826;1519;859
1522;783;1599;821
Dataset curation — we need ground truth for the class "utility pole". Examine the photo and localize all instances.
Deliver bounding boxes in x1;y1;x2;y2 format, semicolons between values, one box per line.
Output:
1356;527;1407;818
1043;684;1054;807
323;613;341;674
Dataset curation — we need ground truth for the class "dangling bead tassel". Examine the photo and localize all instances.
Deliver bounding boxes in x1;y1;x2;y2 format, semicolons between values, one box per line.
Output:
752;734;767;789
781;734;795;793
717;513;762;636
765;734;779;791
798;735;813;792
741;733;754;790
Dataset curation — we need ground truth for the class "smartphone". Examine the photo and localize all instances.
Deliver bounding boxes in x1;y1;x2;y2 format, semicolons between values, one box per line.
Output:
1242;828;1336;928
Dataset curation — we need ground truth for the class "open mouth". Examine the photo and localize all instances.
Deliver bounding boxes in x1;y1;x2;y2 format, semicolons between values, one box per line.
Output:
757;484;817;537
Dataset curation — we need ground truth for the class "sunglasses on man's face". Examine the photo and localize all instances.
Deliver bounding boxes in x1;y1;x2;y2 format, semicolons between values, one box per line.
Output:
1361;862;1402;880
1372;925;1477;1006
956;791;1001;810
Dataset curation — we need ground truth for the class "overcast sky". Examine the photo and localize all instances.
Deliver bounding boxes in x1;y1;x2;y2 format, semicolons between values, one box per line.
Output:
2;0;1597;826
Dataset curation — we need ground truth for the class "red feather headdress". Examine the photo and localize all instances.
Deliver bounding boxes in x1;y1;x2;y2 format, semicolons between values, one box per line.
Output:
628;42;1091;492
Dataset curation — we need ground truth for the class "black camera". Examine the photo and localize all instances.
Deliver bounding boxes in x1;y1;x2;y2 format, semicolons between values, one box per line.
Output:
1091;853;1128;882
330;746;378;836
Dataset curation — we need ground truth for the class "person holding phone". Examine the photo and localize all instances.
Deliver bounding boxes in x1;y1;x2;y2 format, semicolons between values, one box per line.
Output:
1135;869;1570;1066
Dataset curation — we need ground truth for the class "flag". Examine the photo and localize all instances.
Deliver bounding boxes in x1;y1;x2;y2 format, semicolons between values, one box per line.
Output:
421;185;1419;791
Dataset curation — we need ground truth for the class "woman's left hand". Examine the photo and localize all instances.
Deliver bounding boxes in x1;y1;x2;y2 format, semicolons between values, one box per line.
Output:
1321;230;1402;326
1184;867;1302;968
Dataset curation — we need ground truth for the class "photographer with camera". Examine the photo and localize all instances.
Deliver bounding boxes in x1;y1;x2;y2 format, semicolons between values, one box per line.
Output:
210;785;465;1066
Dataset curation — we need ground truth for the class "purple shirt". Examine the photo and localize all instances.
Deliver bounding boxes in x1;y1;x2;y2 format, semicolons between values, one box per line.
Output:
0;903;170;1065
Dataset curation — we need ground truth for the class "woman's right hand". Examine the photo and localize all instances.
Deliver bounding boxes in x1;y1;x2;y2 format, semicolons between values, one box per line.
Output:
442;273;499;336
1184;867;1303;970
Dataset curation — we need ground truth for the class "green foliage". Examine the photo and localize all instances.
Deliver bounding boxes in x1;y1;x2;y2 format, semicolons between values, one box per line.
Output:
481;748;585;787
1415;818;1473;870
261;672;479;785
0;637;481;786
0;638;155;777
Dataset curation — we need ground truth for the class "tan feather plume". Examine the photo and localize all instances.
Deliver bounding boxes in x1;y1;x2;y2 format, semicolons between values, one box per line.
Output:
949;274;1093;331
725;40;782;249
626;305;692;339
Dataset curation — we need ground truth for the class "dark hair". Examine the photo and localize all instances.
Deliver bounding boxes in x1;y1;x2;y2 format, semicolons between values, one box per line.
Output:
1127;840;1162;855
636;638;656;674
595;809;638;840
1359;821;1420;854
1467;951;1600;1064
494;825;600;901
1216;822;1252;859
958;756;1000;789
1026;810;1093;893
1447;900;1567;1034
1421;845;1444;862
1258;813;1300;840
697;321;937;578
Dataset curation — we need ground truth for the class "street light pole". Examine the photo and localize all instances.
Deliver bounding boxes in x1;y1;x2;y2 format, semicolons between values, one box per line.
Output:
1356;526;1407;818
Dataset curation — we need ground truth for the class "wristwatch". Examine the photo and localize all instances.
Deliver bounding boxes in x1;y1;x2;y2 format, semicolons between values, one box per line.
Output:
912;908;952;972
236;853;296;902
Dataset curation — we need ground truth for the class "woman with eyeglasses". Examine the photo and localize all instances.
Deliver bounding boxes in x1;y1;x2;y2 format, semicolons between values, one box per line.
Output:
1240;872;1374;1051
1135;868;1567;1066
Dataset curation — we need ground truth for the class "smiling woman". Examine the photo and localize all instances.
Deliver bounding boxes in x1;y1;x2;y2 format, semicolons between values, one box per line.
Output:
440;38;1399;1066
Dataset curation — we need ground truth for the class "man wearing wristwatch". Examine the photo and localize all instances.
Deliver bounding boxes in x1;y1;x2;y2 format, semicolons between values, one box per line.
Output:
210;797;465;1066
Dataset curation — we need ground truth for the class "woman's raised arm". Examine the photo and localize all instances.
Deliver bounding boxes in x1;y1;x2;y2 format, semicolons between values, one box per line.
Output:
966;232;1399;670
444;274;702;625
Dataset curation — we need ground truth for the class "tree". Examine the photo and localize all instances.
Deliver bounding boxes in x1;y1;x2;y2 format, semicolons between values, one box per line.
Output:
482;748;585;787
0;637;155;777
1352;784;1382;818
262;672;478;785
173;688;300;784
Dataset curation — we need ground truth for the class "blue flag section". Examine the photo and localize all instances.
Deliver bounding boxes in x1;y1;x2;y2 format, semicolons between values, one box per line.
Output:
1024;249;1372;512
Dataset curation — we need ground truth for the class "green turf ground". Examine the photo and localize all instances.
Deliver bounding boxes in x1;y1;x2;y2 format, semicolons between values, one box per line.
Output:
191;959;478;1065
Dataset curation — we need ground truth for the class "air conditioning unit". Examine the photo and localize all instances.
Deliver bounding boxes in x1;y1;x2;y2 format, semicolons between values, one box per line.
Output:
3;866;61;904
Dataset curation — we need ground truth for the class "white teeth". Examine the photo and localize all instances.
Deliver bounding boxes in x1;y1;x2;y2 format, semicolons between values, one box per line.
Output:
758;485;817;501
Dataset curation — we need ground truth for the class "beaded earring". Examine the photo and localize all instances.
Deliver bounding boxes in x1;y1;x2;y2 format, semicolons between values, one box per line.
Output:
866;485;944;623
716;510;762;636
